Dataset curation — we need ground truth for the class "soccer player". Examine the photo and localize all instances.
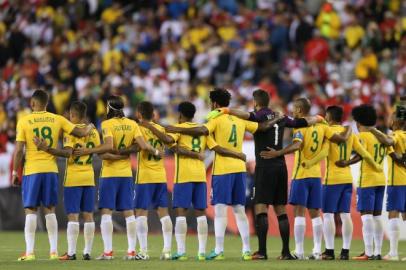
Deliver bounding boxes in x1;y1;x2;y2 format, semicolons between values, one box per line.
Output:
303;105;381;260
140;101;247;260
74;96;161;260
165;88;281;261
345;105;388;260
206;89;324;260
33;101;101;260
13;90;94;261
260;98;351;260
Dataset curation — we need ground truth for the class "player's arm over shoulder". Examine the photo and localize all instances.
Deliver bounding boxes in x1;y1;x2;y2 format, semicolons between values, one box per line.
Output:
325;124;352;144
59;114;94;138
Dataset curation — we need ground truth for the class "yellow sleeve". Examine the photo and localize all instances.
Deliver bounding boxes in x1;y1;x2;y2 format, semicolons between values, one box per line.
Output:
304;141;329;168
204;118;217;134
292;128;304;143
244;120;258;134
353;135;382;171
168;132;180;142
387;146;395;155
323;125;335;139
133;122;142;139
101;121;113;140
93;129;101;146
58;115;75;134
16;119;26;142
63;133;74;148
206;135;218;150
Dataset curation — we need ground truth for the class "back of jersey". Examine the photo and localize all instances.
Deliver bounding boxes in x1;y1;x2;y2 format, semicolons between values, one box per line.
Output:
292;123;327;180
358;131;386;187
100;117;141;178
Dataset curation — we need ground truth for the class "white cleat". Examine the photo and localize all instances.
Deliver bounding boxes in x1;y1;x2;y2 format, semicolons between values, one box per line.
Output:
135;251;150;261
160;250;171;260
383;254;399;261
308;252;322;260
291;251;306;260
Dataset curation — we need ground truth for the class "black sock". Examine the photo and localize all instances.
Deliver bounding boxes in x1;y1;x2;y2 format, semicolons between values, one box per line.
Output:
325;249;334;255
278;214;290;255
255;213;268;255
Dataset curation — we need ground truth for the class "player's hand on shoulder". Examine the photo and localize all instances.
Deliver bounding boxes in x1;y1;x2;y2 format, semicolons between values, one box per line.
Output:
260;147;278;159
205;107;228;121
138;120;150;128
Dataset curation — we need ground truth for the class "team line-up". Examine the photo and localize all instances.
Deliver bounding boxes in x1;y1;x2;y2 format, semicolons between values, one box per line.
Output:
12;88;406;262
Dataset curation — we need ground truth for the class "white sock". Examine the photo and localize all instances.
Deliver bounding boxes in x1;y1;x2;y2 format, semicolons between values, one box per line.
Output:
388;218;400;257
197;216;208;254
175;216;187;254
312;217;323;254
45;213;58;254
294;216;306;255
67;222;79;256
24;214;37;254
126;215;137;253
340;213;353;250
323;213;335;250
361;214;373;256
136;216;148;252
160;216;173;252
83;222;95;255
232;205;251;252
100;214;113;253
373;215;383;256
214;204;228;254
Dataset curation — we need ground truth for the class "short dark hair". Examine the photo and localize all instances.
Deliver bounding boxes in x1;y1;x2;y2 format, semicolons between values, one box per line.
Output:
107;95;124;119
209;87;231;107
32;89;49;106
253;89;270;107
137;101;154;120
294;98;311;114
70;101;87;119
326;106;343;123
352;104;377;126
178;101;196;119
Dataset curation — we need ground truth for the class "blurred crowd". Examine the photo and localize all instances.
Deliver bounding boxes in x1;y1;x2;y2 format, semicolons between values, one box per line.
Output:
1;0;406;144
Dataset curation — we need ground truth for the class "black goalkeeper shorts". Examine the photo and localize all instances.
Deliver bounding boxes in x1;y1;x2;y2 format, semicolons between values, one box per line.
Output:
253;165;288;205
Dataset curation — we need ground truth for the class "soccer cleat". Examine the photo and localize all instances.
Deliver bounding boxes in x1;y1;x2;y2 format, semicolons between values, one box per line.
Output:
277;253;295;260
252;251;268;260
402;257;406;261
339;253;349;260
352;252;374;260
373;254;382;260
123;251;137;260
383;254;399;261
49;252;59;260
96;251;114;260
322;250;335;260
196;253;206;261
160;250;172;260
241;251;252;261
308;252;322;260
171;252;188;261
17;253;36;261
59;253;77;260
82;253;91;260
206;250;225;260
135;251;150;260
291;251;305;260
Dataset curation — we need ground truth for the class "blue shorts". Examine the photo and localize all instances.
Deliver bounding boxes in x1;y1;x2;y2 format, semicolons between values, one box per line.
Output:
173;182;207;210
211;172;246;206
386;186;406;212
98;177;134;211
134;183;168;210
357;186;385;212
64;186;95;214
322;184;353;213
289;178;322;209
22;173;58;208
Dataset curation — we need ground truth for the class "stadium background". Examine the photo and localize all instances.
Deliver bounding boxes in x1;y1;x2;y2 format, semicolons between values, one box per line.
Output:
0;0;406;240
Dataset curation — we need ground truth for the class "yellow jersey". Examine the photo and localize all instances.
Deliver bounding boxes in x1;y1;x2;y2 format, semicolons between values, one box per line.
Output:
16;111;75;175
136;122;167;184
100;117;142;178
358;132;387;187
387;130;406;186
324;125;371;185
204;114;258;175
63;125;101;187
292;123;334;180
168;122;217;183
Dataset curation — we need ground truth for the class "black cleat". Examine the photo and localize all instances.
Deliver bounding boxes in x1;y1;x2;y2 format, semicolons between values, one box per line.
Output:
278;252;296;260
339;249;349;260
59;253;76;261
373;254;382;260
83;253;91;260
252;251;268;260
322;250;335;260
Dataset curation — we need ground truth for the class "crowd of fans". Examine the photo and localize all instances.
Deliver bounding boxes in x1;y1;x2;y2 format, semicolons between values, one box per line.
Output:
1;0;406;143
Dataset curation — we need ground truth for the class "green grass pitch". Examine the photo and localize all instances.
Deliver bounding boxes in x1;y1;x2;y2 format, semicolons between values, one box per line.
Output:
1;231;406;270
